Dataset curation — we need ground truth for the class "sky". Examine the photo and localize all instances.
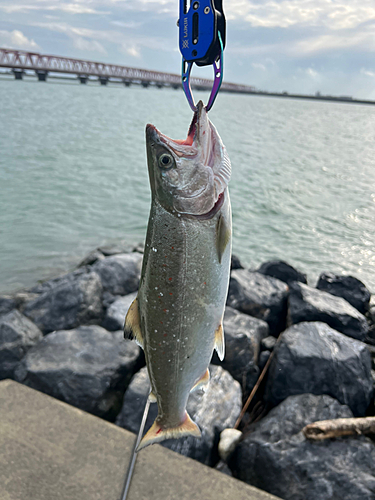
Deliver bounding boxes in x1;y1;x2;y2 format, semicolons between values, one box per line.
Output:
1;0;375;98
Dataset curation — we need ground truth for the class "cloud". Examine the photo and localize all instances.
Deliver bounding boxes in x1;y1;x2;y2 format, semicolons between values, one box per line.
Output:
252;62;266;70
225;0;375;30
0;29;40;50
361;68;375;78
73;37;107;54
0;3;110;15
30;20;175;57
290;28;375;55
305;67;319;78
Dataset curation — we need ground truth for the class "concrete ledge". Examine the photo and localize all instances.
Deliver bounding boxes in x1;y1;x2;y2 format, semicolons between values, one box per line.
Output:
0;380;280;500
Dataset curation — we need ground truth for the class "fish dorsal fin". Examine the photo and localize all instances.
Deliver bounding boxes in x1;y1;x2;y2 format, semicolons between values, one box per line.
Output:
216;212;231;264
124;297;144;349
190;368;210;393
214;323;225;361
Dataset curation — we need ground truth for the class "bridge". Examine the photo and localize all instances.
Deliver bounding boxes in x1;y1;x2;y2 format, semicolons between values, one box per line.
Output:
0;47;256;94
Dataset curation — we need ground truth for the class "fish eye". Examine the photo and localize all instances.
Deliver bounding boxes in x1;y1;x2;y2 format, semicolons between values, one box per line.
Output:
158;153;173;169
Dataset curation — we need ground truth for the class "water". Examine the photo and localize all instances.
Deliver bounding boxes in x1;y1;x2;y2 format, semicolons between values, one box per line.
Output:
1;77;375;294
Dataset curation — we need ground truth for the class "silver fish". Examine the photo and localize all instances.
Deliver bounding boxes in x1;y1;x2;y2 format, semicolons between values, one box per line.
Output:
125;101;232;450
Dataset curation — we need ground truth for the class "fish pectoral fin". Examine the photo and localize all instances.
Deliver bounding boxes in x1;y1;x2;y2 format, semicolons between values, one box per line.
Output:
216;213;231;264
214;323;225;361
136;412;201;452
148;391;157;403
190;368;210;393
124;297;144;349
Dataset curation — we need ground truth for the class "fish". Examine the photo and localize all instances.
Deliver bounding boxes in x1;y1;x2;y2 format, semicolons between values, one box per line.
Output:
124;100;232;451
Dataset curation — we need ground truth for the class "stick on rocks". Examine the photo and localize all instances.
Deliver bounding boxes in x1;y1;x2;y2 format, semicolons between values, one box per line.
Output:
303;417;375;440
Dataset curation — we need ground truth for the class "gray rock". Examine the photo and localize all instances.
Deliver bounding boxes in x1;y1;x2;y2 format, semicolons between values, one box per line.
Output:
102;292;137;331
92;253;142;296
231;394;375;500
317;273;371;315
369;306;375;325
227;270;289;335
77;249;105;267
0;310;43;379
261;336;277;351
15;326;142;420
215;460;233;477
257;260;307;285
265;322;373;416
22;268;103;334
116;364;242;465
231;254;244;270
212;307;269;395
218;428;242;462
97;243;135;256
0;296;16;316
258;350;271;371
288;282;369;341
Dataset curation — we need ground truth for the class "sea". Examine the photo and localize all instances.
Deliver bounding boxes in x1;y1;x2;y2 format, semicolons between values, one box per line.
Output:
1;76;375;294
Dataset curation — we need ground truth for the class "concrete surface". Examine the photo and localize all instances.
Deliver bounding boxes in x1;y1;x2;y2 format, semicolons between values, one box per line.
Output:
0;380;280;500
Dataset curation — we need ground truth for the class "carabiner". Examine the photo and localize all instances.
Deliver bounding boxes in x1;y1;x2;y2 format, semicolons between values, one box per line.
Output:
182;31;223;112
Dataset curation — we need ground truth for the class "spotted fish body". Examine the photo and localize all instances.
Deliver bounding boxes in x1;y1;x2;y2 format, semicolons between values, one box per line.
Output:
125;102;232;450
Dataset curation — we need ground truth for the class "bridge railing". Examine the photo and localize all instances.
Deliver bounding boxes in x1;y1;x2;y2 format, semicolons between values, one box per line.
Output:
0;48;255;92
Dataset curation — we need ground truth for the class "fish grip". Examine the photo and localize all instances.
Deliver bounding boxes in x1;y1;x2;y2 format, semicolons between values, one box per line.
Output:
179;0;226;111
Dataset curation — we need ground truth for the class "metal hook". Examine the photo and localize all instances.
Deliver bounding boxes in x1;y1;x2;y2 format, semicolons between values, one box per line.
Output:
181;31;224;112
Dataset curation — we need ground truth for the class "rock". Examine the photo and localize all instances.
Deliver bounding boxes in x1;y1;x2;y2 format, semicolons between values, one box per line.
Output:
77;249;105;267
230;394;375;500
317;273;371;315
116;365;242;465
21;268;103;334
257;260;307;285
368;306;375;325
258;350;271;371
102;292;137;331
211;307;268;395
15;326;142;420
227;270;289;335
231;254;244;270
288;282;369;341
218;428;242;462
0;310;43;379
261;336;277;351
92;253;142;296
0;296;16;316
132;242;144;254
215;460;233;477
97;243;135;256
265;322;373;417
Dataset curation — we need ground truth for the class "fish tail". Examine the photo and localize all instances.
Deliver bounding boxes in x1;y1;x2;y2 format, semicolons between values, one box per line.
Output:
136;412;201;452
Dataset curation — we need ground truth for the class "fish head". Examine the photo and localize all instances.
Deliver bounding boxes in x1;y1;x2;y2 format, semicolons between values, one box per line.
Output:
145;101;231;216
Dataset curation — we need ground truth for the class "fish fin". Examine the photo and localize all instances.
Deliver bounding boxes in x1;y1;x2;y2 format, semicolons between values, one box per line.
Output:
148;391;157;403
216;213;231;264
190;368;210;393
123;297;144;349
214;323;225;361
137;412;201;452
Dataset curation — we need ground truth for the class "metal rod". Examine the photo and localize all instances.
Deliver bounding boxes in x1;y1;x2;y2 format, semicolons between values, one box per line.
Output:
120;394;151;500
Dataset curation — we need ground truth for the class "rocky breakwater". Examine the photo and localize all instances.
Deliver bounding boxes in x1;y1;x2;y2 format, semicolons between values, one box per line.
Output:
1;248;375;500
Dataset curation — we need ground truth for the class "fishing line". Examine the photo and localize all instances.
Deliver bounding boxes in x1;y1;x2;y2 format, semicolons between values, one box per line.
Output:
120;391;151;500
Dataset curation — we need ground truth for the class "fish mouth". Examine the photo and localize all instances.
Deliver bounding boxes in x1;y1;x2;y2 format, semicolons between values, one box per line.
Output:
146;101;210;158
